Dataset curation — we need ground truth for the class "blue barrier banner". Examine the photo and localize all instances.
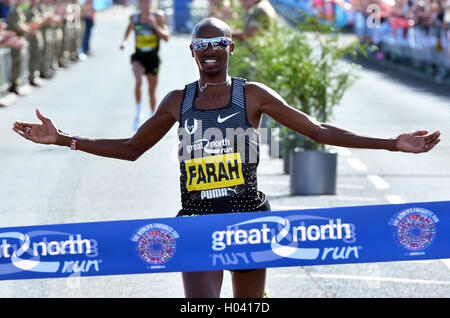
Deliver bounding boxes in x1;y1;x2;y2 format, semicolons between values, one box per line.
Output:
0;201;449;280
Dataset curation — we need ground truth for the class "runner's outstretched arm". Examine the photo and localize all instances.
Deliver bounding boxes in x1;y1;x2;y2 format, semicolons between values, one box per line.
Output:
249;82;441;154
12;90;183;161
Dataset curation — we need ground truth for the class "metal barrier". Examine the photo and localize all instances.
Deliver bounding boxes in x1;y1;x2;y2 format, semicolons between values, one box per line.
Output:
272;0;449;76
357;14;450;73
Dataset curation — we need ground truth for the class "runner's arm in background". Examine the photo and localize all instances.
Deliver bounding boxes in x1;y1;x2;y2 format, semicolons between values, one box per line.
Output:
12;90;183;161
151;10;169;42
232;26;258;41
120;15;134;50
246;82;441;153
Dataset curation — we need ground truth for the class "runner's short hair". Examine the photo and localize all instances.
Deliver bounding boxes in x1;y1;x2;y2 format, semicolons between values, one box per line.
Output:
192;18;232;39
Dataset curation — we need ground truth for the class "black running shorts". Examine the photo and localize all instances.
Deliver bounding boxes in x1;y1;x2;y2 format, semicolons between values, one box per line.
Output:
131;51;160;75
176;195;271;274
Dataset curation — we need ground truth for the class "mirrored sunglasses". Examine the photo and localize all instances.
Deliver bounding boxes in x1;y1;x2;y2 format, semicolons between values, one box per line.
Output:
191;37;232;51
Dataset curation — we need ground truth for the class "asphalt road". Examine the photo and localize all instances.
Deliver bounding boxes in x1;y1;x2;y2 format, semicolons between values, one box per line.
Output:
0;6;448;298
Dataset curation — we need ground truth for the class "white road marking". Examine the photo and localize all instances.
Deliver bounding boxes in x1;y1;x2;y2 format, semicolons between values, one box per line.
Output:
347;157;368;172
441;259;450;272
385;195;405;204
368;175;390;190
273;273;450;285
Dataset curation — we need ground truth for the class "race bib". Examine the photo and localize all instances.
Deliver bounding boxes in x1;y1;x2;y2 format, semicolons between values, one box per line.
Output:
185;153;244;192
136;34;157;50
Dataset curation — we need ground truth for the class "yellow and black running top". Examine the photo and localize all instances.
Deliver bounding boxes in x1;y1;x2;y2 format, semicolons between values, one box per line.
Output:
133;13;159;53
177;78;267;216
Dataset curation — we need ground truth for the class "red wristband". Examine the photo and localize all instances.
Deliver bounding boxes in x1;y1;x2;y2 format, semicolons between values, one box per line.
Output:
70;137;79;151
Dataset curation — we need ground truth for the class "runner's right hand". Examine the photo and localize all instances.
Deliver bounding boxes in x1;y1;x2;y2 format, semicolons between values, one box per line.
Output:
12;109;59;145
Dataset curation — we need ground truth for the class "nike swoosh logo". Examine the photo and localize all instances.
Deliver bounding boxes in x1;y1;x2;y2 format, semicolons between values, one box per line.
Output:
217;112;239;123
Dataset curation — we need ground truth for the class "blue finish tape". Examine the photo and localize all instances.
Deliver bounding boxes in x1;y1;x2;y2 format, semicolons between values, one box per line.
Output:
0;201;449;280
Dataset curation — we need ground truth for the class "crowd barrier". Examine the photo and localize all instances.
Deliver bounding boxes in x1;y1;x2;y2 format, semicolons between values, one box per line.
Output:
355;12;450;72
272;0;450;76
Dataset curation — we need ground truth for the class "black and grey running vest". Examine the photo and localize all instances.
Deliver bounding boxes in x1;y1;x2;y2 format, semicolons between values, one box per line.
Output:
178;77;266;215
133;13;159;53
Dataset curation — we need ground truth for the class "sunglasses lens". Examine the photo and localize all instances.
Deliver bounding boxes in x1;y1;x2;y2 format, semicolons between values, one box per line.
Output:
192;40;207;51
192;38;231;51
212;39;230;50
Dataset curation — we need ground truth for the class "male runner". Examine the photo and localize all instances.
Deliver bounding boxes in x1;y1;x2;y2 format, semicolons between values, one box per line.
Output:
13;18;441;297
120;0;169;130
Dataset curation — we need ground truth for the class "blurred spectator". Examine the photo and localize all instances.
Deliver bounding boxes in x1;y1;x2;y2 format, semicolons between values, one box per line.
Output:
7;0;35;94
80;0;95;58
67;0;82;61
0;19;23;48
25;0;44;86
232;0;278;41
53;0;66;68
208;0;233;20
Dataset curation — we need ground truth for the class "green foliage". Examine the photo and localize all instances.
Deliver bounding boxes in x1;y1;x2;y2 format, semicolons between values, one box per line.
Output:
229;16;366;151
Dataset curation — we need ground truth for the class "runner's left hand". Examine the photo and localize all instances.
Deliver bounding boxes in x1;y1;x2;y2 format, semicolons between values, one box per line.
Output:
395;130;441;153
12;109;59;145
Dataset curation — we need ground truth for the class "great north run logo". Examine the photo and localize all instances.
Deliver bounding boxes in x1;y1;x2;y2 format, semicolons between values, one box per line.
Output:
0;231;100;275
211;215;360;265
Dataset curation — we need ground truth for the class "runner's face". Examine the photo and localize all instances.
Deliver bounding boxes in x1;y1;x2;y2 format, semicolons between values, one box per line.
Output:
190;27;234;77
139;0;150;11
